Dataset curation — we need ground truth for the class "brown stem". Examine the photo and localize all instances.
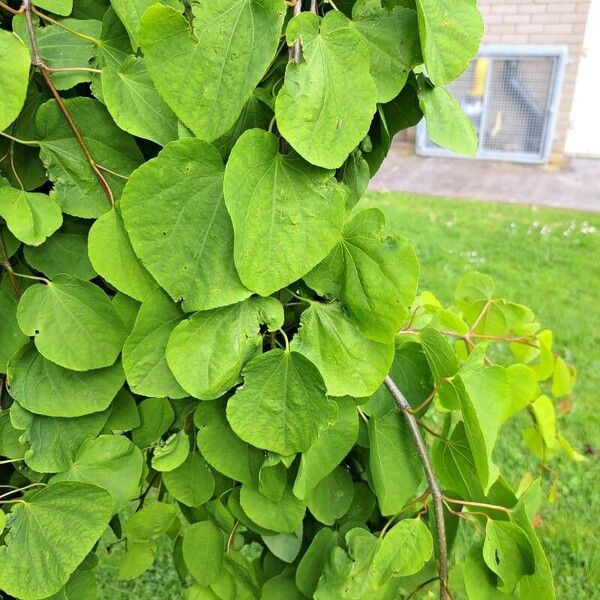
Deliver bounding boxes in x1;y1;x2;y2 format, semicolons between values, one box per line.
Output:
290;0;302;63
384;376;450;600
0;233;22;298
20;0;114;207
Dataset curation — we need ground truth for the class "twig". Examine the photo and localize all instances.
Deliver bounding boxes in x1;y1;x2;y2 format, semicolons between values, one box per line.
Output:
443;496;512;515
31;5;100;43
0;233;21;298
384;376;450;600
290;0;302;63
0;0;22;15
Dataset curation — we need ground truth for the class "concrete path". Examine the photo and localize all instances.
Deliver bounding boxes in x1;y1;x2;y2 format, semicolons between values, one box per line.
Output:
369;143;600;213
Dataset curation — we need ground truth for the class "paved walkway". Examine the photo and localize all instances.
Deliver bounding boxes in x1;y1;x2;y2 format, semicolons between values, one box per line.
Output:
369;143;600;213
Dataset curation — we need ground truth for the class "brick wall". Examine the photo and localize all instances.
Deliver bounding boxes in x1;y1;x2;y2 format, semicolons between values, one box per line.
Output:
478;0;591;156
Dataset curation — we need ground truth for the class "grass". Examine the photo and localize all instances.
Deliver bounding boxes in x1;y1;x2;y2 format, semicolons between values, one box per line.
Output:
365;191;600;598
97;192;600;598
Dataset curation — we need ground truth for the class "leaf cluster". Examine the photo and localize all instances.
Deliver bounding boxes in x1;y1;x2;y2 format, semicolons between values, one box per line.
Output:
0;1;578;599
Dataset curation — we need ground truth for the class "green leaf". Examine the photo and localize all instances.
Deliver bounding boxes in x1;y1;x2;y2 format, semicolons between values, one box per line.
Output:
7;342;125;417
110;0;181;49
124;502;178;541
240;483;306;534
305;208;419;343
105;388;140;432
16;275;127;371
275;11;377;168
51;434;143;512
292;302;395;397
163;451;215;507
307;466;354;525
37;97;144;218
227;349;336;456
0;285;28;372
262;525;303;563
10;403;110;472
531;395;556;449
34;19;102;90
551;357;574;397
223;129;346;295
121;138;250;311
140;2;285;141
24;230;97;280
350;1;421;103
131;397;174;448
94;6;132;69
0;187;62;246
0;30;31;132
117;540;156;581
503;363;538;421
415;0;483;85
102;55;178;145
88;206;157;302
372;517;432;585
462;550;512;600
483;520;536;593
195;398;263;487
293;396;359;500
33;0;73;16
183;521;224;587
368;410;422;515
418;85;477;156
0;481;112;600
112;292;140;333
339;151;370;207
151;429;189;472
122;288;187;398
166;298;279;400
296;528;338;597
261;574;305;600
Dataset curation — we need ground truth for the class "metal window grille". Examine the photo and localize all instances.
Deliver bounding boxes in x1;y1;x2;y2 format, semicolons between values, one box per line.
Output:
416;45;568;164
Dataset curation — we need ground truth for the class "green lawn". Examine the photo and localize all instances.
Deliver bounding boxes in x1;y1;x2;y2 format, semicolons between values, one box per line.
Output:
365;192;600;598
97;192;600;598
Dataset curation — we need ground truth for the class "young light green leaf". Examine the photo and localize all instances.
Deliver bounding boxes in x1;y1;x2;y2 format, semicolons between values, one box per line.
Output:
17;275;127;371
0;30;31;132
0;187;62;246
369;410;422;515
227;349;336;456
293;397;359;500
124;502;178;542
531;395;556;449
120;138;250;311
195;398;263;487
307;466;355;525
51;434;144;512
37;97;144;218
292;302;395;397
551;356;574;397
415;0;483;85
88;206;157;302
7;343;125;417
9;403;110;473
140;1;284;140
483;520;536;593
102;55;178;145
418;85;478;156
24;230;97;280
350;1;421;102
183;521;224;587
305;208;419;343
372;517;433;585
131;397;174;448
117;540;156;581
0;482;112;600
166;298;275;400
122;288;187;399
276;11;377;168
163;451;215;508
223;129;346;295
240;483;306;534
151;429;189;472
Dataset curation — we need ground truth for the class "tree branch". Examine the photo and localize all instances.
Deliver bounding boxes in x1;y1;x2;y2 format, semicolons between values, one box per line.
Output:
384;375;450;600
0;231;21;298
